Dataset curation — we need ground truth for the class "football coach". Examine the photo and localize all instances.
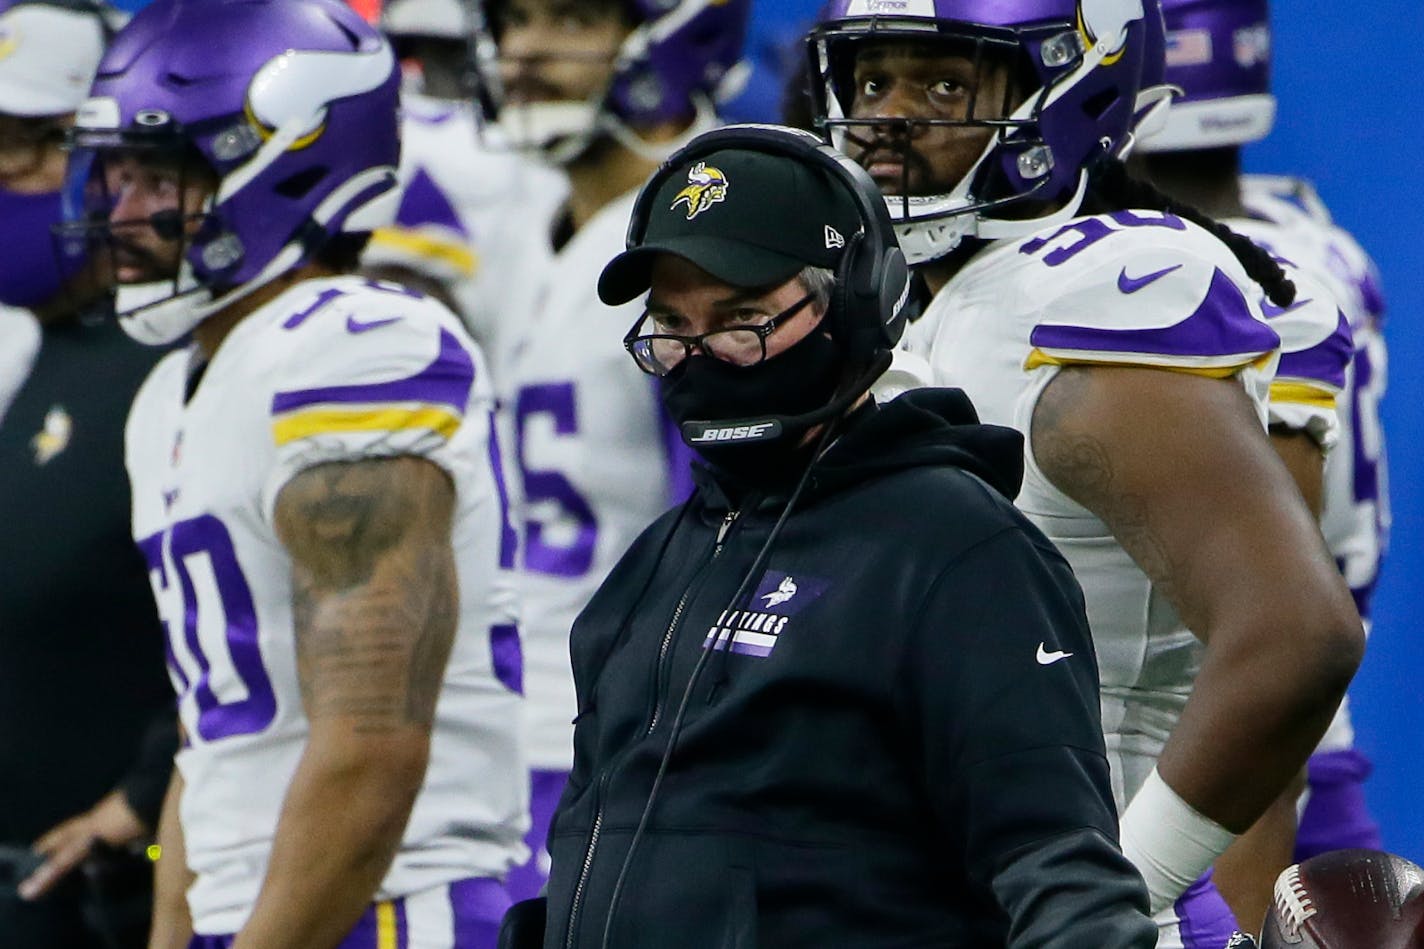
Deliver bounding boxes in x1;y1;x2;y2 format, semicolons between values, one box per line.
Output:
499;125;1158;949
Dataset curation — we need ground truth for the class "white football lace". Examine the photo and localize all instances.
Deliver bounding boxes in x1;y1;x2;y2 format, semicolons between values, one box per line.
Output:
1272;864;1317;939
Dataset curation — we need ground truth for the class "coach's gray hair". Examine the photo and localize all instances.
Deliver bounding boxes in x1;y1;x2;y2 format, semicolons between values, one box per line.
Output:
797;266;837;313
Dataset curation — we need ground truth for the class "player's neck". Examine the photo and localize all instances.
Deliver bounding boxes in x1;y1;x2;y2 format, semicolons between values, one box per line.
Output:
1135;150;1247;220
918;240;986;296
564;122;687;234
192;263;339;360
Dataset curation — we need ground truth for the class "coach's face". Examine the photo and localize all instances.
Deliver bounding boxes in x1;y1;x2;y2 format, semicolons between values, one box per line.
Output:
643;256;825;371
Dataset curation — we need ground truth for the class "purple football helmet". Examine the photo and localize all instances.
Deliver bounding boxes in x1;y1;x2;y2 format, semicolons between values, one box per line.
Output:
61;0;401;345
1137;0;1274;152
493;0;750;164
808;0;1170;264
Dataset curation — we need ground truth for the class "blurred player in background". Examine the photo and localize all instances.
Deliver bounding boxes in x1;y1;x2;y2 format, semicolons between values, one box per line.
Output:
61;0;526;945
807;1;1363;945
487;0;748;902
361;0;568;380
1133;0;1387;927
0;3;177;947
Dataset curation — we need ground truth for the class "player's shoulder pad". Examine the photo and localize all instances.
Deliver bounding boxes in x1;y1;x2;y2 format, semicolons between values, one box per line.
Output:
1240;174;1333;227
1008;210;1279;374
260;276;481;449
1253;246;1354;397
1239;177;1386;324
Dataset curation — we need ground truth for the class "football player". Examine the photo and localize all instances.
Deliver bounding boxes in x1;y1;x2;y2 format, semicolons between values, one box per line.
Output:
0;4;181;947
486;0;749;903
806;1;1363;946
362;0;568;380
62;0;526;945
1132;0;1388;928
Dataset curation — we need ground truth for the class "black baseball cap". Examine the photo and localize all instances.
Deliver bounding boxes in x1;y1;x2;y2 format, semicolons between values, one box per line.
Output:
597;147;865;306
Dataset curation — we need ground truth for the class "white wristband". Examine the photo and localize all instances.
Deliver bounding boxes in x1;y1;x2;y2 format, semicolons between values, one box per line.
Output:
1119;767;1238;915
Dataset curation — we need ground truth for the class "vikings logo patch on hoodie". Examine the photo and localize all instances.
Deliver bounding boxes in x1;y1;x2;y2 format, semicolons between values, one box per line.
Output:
704;569;828;658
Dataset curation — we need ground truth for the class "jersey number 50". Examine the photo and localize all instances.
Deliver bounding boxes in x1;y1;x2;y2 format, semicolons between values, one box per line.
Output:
137;515;277;742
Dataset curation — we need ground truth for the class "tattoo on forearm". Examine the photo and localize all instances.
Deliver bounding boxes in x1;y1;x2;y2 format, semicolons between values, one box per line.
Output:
1032;369;1188;611
278;457;458;733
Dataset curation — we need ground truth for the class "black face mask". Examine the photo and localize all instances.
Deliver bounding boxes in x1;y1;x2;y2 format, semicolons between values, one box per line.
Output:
660;327;849;488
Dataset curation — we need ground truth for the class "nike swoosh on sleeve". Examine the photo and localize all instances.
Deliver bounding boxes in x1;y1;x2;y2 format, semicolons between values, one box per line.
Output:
1117;264;1184;294
346;315;402;334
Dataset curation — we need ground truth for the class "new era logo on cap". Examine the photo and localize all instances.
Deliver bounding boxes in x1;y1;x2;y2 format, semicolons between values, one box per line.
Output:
824;225;845;249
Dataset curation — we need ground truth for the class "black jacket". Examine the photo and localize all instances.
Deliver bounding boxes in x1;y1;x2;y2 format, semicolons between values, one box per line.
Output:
542;389;1155;949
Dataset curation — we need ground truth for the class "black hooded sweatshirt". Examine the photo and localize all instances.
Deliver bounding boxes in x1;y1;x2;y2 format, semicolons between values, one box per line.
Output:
541;389;1156;949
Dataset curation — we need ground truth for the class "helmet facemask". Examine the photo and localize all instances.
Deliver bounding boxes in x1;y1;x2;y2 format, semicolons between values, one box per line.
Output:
808;5;1161;264
491;0;745;165
57;123;226;343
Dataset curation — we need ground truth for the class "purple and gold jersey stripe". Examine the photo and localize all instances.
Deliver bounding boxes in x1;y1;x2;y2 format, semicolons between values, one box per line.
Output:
1267;382;1338;410
272;405;464;447
186;897;409;949
1028;268;1279;371
1024;349;1272;378
270;328;475;447
185;878;511;949
370;228;479;278
272;328;475;415
1276;309;1353;393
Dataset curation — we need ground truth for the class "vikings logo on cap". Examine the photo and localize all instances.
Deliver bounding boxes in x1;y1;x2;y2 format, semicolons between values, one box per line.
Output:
671;162;729;221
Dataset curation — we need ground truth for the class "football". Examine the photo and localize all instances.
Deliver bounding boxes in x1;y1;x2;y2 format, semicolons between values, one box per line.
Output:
1260;849;1424;948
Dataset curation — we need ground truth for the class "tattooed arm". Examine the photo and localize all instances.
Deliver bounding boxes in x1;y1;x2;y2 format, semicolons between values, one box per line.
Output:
231;456;458;949
1031;367;1361;834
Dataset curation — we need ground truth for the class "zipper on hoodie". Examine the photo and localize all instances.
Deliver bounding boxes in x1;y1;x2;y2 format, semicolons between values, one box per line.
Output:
564;508;740;949
647;509;738;734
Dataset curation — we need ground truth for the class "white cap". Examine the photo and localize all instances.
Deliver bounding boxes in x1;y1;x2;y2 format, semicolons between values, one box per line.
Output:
381;0;468;40
0;2;106;117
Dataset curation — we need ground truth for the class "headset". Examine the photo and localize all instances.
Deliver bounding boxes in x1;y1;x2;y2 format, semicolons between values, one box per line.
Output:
624;123;912;372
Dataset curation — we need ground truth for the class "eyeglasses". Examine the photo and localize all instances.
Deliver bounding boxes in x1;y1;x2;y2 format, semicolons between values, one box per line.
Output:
623;293;818;377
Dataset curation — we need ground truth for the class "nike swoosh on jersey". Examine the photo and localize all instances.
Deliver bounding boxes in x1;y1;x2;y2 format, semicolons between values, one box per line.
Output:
346;315;402;334
1036;643;1073;665
1117;264;1184;294
1260;297;1313;319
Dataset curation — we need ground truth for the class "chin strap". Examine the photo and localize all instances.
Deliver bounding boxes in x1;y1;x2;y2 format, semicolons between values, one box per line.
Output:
600;93;721;163
975;170;1091;242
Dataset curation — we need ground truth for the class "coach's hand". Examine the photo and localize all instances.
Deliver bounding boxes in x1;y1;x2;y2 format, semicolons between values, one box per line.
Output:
18;789;148;900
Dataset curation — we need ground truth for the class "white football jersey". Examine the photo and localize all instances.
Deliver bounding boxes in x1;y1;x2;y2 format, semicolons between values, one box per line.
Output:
125;276;527;934
908;211;1280;811
1210;213;1351;451
0;304;40;423
1240;176;1389;612
1240;175;1389;753
364;93;569;384
501;188;693;771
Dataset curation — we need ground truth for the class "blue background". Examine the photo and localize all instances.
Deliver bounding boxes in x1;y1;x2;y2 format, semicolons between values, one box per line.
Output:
1248;0;1422;861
